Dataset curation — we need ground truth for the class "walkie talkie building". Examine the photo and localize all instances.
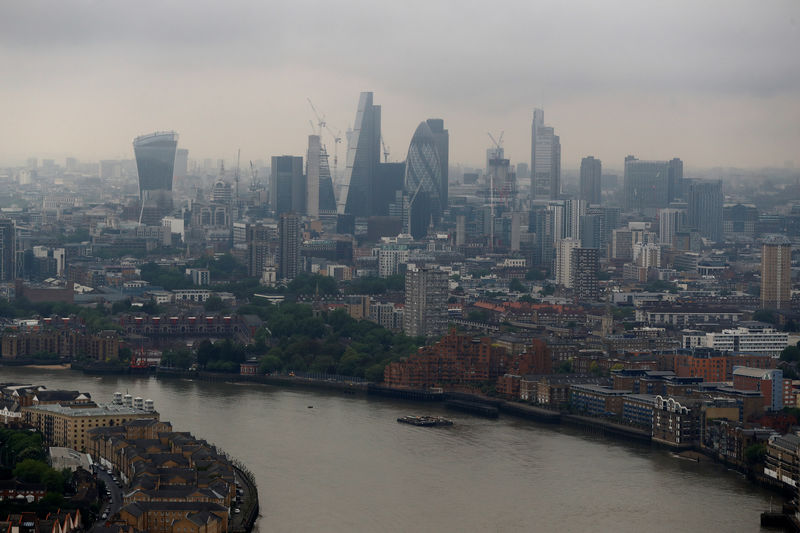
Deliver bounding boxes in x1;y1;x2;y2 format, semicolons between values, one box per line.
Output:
133;131;178;221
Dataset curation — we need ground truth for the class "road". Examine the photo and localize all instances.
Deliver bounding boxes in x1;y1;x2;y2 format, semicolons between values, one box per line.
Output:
89;465;123;531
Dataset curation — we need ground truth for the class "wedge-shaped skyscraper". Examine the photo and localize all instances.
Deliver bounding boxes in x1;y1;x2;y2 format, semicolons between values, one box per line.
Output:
339;92;381;217
133;131;178;220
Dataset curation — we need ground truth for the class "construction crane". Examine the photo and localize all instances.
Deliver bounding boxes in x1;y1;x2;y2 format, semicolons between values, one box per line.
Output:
380;135;390;163
249;160;259;192
486;131;504;253
234;149;241;218
307;97;326;135
306;97;343;181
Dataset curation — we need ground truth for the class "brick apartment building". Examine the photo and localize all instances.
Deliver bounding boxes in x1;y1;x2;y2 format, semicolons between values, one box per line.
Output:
384;330;507;390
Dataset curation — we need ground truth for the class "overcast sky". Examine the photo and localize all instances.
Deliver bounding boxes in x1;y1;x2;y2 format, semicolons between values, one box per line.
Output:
1;1;798;171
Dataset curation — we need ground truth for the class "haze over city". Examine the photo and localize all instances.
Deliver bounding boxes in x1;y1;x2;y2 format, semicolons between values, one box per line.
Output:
2;0;799;169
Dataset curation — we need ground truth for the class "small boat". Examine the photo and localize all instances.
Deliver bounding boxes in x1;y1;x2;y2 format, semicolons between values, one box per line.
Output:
397;415;454;427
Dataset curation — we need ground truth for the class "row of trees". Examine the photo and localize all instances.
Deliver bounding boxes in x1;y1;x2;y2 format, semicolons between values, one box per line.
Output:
161;302;423;381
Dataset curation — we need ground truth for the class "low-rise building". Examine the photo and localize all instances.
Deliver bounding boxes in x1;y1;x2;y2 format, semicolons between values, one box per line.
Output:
764;433;800;489
570;384;629;416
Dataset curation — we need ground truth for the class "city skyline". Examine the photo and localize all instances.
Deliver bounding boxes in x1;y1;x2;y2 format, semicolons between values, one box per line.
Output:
1;2;798;169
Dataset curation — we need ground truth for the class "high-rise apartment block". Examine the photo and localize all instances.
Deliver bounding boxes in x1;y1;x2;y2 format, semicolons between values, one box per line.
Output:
531;109;561;200
555;238;581;288
403;267;448;338
579;156;602;205
278;213;300;281
761;234;791;310
659;208;683;246
570;247;600;301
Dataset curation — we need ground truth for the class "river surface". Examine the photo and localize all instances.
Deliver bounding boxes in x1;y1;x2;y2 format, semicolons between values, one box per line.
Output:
1;367;782;532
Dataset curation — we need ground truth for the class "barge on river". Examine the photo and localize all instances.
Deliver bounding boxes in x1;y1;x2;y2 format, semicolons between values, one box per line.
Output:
397;415;454;427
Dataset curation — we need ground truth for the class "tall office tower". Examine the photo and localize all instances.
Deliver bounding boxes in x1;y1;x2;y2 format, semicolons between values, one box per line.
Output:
579;156;602;205
570;247;599;301
624;156;668;214
611;229;634;261
668;158;684;201
306;135;321;218
659;208;683;246
529;205;555;269
174;149;189;180
426;119;449;213
133;131;178;221
580;214;603;250
0;218;15;282
246;223;276;278
688;179;723;242
340;92;381;217
531;109;561;200
564;199;587;239
373;162;406;216
403;266;448;338
270;156;304;216
761;234;792;310
555;238;581;288
404;121;444;239
278;213;300;281
547;201;566;242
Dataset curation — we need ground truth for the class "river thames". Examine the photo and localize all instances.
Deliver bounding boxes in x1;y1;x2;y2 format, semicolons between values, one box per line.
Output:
2;367;781;532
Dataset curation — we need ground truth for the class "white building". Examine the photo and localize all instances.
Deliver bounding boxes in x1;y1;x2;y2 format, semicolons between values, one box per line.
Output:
634;242;662;269
682;325;789;358
555;238;581;288
378;244;409;277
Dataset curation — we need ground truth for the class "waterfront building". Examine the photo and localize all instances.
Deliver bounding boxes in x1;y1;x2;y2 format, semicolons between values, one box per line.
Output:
652;396;700;449
384;330;507;389
531;109;561;200
761;234;792;310
570;384;629;416
732;367;786;411
340;91;381;217
133;132;178;222
278;213;300;281
579;156;602;205
687;179;723;242
0;218;14;282
404;121;446;239
271;155;304;216
403;266;448;338
659;350;776;382
22;402;158;451
764;433;800;489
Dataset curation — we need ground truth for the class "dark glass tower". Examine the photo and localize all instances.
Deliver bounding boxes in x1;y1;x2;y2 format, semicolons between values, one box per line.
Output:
340;92;381;217
133;132;178;221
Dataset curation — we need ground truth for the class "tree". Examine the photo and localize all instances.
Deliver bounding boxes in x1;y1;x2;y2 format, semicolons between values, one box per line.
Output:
259;354;282;374
781;345;800;362
509;278;525;292
744;443;766;465
753;309;777;325
204;295;226;312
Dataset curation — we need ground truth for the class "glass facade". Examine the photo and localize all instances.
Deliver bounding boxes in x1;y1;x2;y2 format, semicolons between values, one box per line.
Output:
404;121;444;240
340;92;381;217
133;132;178;214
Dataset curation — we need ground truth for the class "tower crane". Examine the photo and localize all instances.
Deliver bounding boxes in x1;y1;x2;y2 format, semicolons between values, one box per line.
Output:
486;131;505;253
380;135;390;163
249;161;259;193
306;97;343;181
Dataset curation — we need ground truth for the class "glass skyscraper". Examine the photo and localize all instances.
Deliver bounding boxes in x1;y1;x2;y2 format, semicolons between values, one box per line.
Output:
404;121;445;239
340;92;381;217
133;132;178;220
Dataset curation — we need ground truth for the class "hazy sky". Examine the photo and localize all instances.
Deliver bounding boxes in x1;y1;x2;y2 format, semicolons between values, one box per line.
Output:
1;1;799;171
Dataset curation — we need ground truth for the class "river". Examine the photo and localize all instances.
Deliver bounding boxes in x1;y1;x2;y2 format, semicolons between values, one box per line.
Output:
1;367;781;532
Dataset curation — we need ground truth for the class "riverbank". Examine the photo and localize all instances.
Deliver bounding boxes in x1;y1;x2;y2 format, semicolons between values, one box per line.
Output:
0;365;777;532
